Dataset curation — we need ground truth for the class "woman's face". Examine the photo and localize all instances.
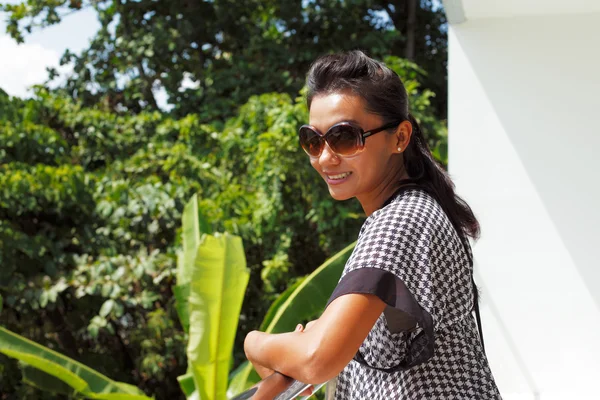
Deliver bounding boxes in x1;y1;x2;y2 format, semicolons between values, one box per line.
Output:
308;92;407;210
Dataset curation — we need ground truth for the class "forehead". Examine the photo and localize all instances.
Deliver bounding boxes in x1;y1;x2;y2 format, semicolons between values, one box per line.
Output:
309;92;379;131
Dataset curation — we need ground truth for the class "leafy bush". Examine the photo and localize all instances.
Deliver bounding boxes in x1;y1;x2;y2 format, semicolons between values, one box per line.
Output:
0;55;445;398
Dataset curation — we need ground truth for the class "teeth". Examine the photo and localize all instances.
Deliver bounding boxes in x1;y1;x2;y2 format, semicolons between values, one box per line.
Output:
327;172;351;180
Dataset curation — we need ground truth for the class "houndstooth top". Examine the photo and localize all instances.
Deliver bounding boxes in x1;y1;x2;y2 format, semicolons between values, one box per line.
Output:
326;187;502;400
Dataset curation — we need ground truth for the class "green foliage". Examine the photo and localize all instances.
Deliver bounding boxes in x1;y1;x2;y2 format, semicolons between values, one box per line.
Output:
0;162;95;290
0;121;68;165
0;162;92;218
0;90;189;399
383;56;448;164
0;326;153;399
29;88;164;170
0;27;446;397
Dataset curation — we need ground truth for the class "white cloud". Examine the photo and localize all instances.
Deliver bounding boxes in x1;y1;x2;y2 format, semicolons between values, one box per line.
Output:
0;35;67;98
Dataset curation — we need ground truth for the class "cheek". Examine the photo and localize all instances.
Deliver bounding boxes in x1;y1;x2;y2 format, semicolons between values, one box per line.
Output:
309;157;321;172
353;148;390;178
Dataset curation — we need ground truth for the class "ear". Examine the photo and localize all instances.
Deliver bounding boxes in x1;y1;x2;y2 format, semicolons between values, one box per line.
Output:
394;120;413;153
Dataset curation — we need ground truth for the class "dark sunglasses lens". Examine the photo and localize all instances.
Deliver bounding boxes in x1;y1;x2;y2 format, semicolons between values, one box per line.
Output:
327;125;361;156
299;127;323;156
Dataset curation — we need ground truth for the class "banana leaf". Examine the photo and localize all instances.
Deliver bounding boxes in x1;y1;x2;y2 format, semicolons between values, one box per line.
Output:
176;372;195;397
21;365;77;396
174;193;210;334
187;233;249;400
226;241;355;397
0;326;152;400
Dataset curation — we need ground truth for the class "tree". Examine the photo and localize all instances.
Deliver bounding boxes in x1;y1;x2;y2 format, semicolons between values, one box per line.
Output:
1;0;448;118
0;0;450;395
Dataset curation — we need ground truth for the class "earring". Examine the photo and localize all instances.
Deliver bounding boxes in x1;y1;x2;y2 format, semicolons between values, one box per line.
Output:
397;147;402;152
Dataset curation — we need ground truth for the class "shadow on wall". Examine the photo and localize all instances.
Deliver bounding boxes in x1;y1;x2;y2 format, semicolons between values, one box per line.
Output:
452;13;600;310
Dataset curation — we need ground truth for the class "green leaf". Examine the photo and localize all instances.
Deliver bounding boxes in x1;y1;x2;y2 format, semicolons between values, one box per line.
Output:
39;291;49;308
0;326;152;399
179;194;203;286
21;364;76;396
175;194;202;333
258;278;305;332
176;372;195;397
187;233;249;400
263;241;354;333
99;299;115;317
175;193;214;333
173;282;191;333
175;194;249;399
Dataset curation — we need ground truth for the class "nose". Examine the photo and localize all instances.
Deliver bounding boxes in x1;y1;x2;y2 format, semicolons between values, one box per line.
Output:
318;142;341;166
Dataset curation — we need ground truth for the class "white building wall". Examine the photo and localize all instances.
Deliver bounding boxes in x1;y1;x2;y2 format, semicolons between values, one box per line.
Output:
447;12;600;400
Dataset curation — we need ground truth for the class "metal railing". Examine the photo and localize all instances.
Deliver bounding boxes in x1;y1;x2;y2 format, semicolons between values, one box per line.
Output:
232;375;326;400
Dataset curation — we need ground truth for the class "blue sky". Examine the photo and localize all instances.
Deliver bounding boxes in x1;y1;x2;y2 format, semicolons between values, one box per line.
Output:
0;1;99;98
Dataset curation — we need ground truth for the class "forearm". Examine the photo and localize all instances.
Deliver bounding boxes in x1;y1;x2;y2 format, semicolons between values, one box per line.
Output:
248;357;275;380
244;330;327;384
244;293;387;385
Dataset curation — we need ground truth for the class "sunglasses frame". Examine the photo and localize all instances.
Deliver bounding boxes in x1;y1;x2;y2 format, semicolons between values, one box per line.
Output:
298;120;402;157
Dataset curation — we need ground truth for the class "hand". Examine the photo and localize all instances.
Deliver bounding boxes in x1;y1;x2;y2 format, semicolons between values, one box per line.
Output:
294;322;315;397
304;320;317;332
254;364;275;380
295;319;317;333
245;330;274;379
251;372;294;400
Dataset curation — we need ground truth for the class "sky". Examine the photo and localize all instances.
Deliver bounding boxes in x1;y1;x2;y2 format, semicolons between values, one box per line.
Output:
0;1;100;99
0;1;178;108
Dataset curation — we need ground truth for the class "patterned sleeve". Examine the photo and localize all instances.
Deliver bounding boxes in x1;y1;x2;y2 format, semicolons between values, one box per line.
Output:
325;190;466;371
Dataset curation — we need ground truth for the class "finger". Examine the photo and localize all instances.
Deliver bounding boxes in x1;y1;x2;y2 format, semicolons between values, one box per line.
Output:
295;324;303;332
299;386;314;397
253;373;293;400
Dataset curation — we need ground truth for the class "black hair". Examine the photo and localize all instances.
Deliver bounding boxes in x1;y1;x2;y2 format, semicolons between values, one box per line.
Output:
306;50;480;241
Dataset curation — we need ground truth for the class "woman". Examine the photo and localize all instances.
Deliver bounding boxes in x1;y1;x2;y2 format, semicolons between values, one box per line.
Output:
244;50;501;399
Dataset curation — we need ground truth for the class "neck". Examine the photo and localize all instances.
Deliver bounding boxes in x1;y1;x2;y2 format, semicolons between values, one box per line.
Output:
357;158;410;216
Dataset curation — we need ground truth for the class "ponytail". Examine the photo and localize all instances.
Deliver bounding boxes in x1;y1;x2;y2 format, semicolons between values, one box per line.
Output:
405;114;480;240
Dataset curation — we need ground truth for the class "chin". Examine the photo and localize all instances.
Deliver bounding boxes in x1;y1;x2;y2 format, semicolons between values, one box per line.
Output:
328;187;354;201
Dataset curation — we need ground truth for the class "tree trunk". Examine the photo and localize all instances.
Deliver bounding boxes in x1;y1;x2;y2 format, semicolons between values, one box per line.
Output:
405;0;417;60
119;0;158;110
46;307;79;359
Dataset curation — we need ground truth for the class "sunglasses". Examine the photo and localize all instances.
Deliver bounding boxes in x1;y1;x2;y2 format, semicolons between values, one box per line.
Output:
298;120;401;157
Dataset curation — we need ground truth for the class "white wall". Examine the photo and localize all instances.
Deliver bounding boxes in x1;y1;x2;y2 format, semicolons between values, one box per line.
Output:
447;12;600;400
461;0;600;19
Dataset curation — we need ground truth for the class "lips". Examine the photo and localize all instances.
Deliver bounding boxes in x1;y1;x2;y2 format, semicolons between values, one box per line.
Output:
324;171;352;185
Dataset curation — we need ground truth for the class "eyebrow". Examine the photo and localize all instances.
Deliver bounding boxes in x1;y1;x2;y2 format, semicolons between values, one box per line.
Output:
323;119;362;129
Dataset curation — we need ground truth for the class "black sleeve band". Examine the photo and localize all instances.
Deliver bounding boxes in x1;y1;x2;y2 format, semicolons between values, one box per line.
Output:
326;268;435;371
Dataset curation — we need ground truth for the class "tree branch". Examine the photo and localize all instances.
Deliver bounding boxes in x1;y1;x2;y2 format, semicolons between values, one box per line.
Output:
405;0;417;60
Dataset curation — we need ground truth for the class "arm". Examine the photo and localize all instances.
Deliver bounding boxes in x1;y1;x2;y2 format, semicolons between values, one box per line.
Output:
247;324;305;380
244;293;387;384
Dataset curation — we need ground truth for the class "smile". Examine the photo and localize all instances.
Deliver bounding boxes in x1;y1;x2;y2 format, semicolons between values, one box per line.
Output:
326;172;352;180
